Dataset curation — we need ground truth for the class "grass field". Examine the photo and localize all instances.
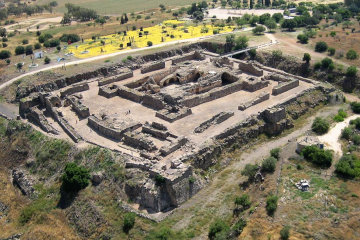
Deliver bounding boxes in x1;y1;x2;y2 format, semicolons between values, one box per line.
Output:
37;0;204;15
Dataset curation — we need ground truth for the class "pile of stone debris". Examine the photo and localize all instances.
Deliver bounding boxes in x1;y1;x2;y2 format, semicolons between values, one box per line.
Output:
295;179;310;192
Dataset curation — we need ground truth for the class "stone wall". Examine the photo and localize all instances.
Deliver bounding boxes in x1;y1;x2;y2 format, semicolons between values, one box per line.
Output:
142;95;165;110
160;137;188;156
238;61;263;76
156;107;192;123
123;132;157;151
98;70;133;86
194;111;234;133
19;93;41;117
98;85;118;98
140;61;165;74
68;97;90;118
238;92;270;111
171;51;205;65
117;86;145;103
27;107;58;134
272;79;299;96
242;78;269;92
142;125;169;140
60;83;89;98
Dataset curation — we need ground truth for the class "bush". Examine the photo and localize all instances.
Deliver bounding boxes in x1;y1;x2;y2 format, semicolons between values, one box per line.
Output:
262;157;277;173
280;225;291;240
44;39;60;48
314;62;321;70
297;34;308;44
350;102;360;113
315;41;328;52
321;57;333;69
123;212;135;233
352;134;360;145
2;37;7;42
2;43;7;48
147;41;153;47
234;194;251;210
61;163;90;192
59;33;80;43
252;25;266;35
301;146;333;168
44;56;51;64
56;45;61;51
0;50;10;59
346;66;358;77
335;154;360;179
270;148;280;160
350;117;360;129
38;33;53;43
15;46;25;55
154;174;166;185
241;164;259;182
342;127;353;140
34;42;41;50
311;117;329;134
22;39;29;45
248;49;256;59
334;109;347;122
346;49;358;60
303;53;311;63
208;219;230;240
266;195;278;216
328;47;336;56
25;45;33;55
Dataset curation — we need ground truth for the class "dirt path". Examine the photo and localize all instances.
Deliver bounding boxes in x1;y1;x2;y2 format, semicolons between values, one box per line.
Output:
4;16;63;32
170;105;340;239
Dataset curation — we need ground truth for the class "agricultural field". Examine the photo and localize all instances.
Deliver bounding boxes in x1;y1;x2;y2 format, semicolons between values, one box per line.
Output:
68;20;235;58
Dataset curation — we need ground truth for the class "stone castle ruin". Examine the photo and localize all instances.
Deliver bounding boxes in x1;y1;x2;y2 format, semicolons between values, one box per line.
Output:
18;46;332;216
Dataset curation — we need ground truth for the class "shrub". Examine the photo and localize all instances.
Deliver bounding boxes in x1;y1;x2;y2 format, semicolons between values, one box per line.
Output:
297;34;308;44
2;43;7;48
301;146;333;168
335;154;360;179
59;33;80;43
147;41;153;47
0;50;10;59
280;225;291;240
328;47;336;56
315;41;328;52
25;45;33;55
321;57;333;69
252;25;266;35
342;127;353;140
61;163;90;192
262;157;277;173
127;55;133;60
123;212;135;233
154;174;166;185
241;164;259;182
350;102;360;113
56;45;61;51
234;194;251;210
248;49;256;59
314;62;321;70
311;117;329;134
2;37;7;42
352;134;360;145
208;219;230;240
15;46;25;55
266;195;278;216
38;33;53;43
346;66;358;77
34;43;41;49
270;148;280;160
303;53;311;63
350;117;360;129
22;39;29;45
44;56;51;64
231;218;247;237
346;49;358;60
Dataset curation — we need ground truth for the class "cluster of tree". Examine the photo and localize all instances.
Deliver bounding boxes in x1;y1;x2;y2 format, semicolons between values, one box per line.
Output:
63;3;97;22
187;1;208;21
226;34;249;51
0;1;57;20
301;145;333;168
208;218;247;239
59;33;80;43
61;163;90;192
120;13;129;24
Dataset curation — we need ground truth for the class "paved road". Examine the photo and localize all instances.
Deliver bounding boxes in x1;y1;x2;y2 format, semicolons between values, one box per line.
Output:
0;28;252;91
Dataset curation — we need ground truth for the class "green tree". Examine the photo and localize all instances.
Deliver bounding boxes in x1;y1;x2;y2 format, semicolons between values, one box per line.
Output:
234;35;249;50
0;50;11;59
241;164;259;182
266;195;278;216
311;117;329;134
123;212;136;234
15;46;25;55
252;25;266;35
315;41;328;52
234;194;251;210
351;102;360;113
61;163;90;192
147;41;153;47
346;66;358;77
25;45;33;55
262;157;277;173
208;219;230;240
272;13;283;23
270;148;280;160
346;49;358;60
281;19;297;31
297;34;309;44
265;19;277;32
303;53;311;63
328;47;336;56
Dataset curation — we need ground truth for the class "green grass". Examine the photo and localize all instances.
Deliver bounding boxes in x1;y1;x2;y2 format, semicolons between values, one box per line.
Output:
38;0;204;14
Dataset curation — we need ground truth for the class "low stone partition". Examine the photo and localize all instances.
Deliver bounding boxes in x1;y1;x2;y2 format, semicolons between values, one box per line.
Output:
19;93;41;117
194;112;234;133
142;125;169;140
140;61;165;74
238;92;270;111
242;78;269;92
98;85;118;98
160;137;188;156
221;72;239;84
268;73;292;82
238;61;263;76
126;67;178;89
88;116;141;140
142;95;165;110
123;132;157;151
60;83;89;98
156;107;192;123
263;107;286;123
27;107;58;134
98;70;133;86
68;97;90;118
171;51;205;65
117;86;145;103
272;79;299;96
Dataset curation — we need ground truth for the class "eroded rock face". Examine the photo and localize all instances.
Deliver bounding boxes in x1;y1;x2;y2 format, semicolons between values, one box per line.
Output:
12;168;36;198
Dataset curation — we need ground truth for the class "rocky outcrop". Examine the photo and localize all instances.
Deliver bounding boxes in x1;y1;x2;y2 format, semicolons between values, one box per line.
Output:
12;168;36;198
